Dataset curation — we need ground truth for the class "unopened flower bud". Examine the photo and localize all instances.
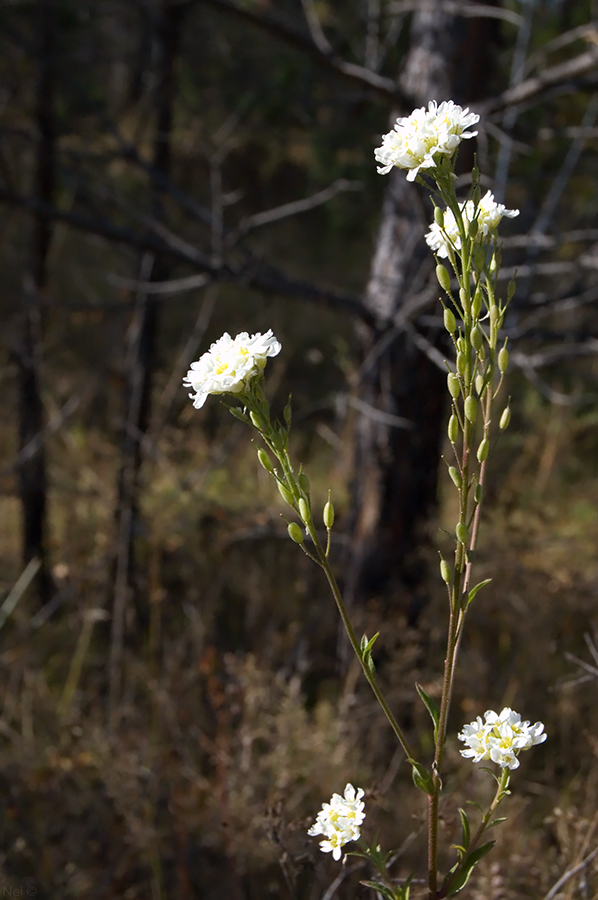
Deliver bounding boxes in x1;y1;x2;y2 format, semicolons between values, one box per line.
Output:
456;522;469;544
499;405;511;430
489;250;500;274
436;264;451;293
447;373;461;399
298;498;310;524
469;218;478;240
448;466;462;489
434;206;444;227
464;395;477;423
498;346;509;373
298;472;310;494
448;414;459;443
277;481;295;506
456;351;467;375
444;308;457;333
257;448;274;473
440;559;451;583
287;522;304;544
477;438;490;462
470;326;483;351
323;500;335;529
471;165;479;185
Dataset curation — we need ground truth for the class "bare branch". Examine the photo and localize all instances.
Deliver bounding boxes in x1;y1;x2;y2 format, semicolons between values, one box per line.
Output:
543;845;598;900
388;1;522;26
106;272;211;295
300;0;332;55
524;21;598;77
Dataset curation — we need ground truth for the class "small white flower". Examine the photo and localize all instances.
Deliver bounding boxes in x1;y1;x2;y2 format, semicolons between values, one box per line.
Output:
425;191;519;258
183;329;281;409
308;784;365;861
459;708;546;770
375;100;479;180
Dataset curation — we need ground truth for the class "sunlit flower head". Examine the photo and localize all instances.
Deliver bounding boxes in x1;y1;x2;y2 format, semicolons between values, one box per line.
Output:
458;708;546;770
308;783;365;860
425;191;519;258
375;100;479;180
183;330;281;409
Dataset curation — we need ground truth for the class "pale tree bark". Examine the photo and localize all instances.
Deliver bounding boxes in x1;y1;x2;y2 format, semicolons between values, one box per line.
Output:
348;1;499;615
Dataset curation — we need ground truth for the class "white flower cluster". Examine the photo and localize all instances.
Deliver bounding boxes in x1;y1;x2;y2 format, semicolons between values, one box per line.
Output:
183;330;281;409
307;784;365;860
375;100;479;180
425;191;520;258
458;708;547;770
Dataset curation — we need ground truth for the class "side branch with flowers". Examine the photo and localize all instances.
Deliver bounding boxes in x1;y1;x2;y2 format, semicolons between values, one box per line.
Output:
183;100;546;899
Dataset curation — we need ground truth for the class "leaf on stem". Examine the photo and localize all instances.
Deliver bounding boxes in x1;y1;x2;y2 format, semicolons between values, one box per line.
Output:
415;683;440;741
458;807;471;850
408;759;435;796
442;841;496;896
360;882;396;900
228;405;250;423
466;579;492;607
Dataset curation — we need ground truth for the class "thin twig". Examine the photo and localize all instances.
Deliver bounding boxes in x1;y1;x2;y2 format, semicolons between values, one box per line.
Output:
542;845;598;900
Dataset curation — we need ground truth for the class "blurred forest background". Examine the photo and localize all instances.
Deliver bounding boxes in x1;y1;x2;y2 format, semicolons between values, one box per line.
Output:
2;0;598;897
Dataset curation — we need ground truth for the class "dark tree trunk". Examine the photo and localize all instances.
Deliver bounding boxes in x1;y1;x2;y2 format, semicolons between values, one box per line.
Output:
16;0;56;604
348;1;500;615
110;0;183;711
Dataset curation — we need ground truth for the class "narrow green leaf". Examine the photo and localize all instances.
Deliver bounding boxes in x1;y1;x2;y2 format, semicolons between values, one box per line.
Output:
363;632;380;655
466;578;492;607
228;405;249;423
479;766;501;786
409;759;435;795
360;881;396;900
488;817;507;828
458;808;470;849
466;840;496;866
416;683;440;740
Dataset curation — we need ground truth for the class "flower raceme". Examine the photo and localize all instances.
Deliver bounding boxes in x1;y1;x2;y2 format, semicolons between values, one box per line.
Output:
425;191;520;258
183;330;281;409
308;784;366;860
374;100;479;180
458;708;547;770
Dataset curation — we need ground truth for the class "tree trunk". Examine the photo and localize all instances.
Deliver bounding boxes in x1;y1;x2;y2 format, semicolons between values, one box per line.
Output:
16;0;56;605
348;1;500;616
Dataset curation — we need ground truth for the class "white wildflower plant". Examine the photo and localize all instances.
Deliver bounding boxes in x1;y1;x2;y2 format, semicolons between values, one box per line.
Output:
185;99;548;900
459;708;547;770
374;100;479;180
425;191;520;259
308;784;366;860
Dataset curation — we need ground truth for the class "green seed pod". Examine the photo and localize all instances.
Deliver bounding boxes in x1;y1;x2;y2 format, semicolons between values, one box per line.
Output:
507;279;516;301
456;521;469;544
499;405;511;430
471;165;479;185
436;264;451;293
440;559;451;583
448;414;459;443
448;466;462;489
498;346;509;373
473;184;481;207
469;217;478;240
434;206;444;227
470;326;483;351
477;437;490;462
457;336;467;354
459;287;469;308
489;305;499;328
456;351;467;376
447;373;461;400
298;497;310;524
472;285;483;318
257;448;274;473
474;483;483;504
277;481;295;506
444;308;457;333
298;472;310;495
249;411;262;430
489;250;500;274
323;500;335;529
464;395;477;423
283;397;292;426
287;522;304;544
475;373;484;396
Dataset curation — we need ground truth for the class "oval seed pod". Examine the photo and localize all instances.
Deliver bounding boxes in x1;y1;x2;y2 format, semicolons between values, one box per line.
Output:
323;500;335;529
298;471;310;494
448;467;462;489
447;373;461;399
474;483;483;504
464;395;477;423
257;448;274;473
456;522;469;544
499;405;511;430
469;217;478;240
440;559;451;583
472;286;483;318
444;308;457;333
475;374;484;396
436;264;451;293
249;411;262;430
456;351;467;375
489;305;499;328
473;246;486;271
434;206;444;227
498;346;509;373
473;183;481;206
298;498;310;524
287;522;304;544
470;326;483;351
477;438;490;462
277;481;295;505
448;414;459;443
